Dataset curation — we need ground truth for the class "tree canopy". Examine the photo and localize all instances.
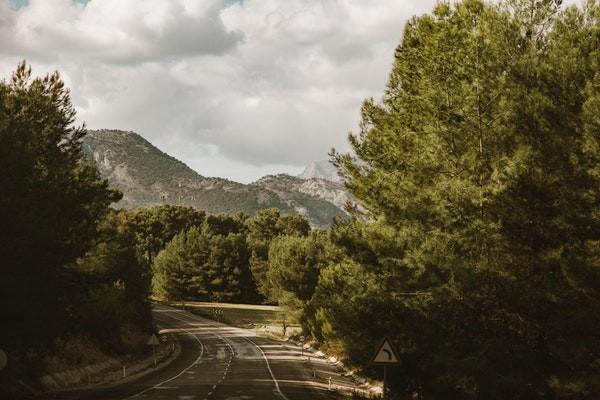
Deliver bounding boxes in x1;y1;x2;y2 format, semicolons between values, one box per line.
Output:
0;62;121;351
0;65;156;397
315;0;600;397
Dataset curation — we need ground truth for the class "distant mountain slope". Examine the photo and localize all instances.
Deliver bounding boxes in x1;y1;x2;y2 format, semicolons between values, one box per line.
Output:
253;174;352;212
298;160;341;182
82;130;351;227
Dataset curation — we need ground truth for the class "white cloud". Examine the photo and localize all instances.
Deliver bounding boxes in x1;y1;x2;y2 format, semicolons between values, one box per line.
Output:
4;0;241;62
1;0;585;183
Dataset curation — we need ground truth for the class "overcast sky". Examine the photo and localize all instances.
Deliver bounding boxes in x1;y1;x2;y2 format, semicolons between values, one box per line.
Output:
0;0;582;183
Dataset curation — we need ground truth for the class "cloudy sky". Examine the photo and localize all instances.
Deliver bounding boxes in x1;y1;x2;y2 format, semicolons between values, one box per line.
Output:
0;0;581;183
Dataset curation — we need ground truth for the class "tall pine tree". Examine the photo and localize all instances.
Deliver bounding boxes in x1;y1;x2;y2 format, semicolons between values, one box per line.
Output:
328;0;599;397
0;62;120;352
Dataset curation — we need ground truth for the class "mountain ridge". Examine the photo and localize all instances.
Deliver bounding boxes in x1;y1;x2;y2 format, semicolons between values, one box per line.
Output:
82;129;353;227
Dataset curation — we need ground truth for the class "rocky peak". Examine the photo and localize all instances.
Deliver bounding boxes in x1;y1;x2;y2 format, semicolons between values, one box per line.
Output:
298;160;342;183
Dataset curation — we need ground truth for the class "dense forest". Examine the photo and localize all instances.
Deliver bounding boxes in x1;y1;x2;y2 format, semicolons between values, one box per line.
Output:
1;0;598;399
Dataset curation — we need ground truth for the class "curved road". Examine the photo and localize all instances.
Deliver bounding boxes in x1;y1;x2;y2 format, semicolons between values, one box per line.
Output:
49;304;342;400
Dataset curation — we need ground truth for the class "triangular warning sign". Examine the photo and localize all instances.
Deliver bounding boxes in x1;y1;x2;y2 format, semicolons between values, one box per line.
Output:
147;334;160;346
370;337;401;365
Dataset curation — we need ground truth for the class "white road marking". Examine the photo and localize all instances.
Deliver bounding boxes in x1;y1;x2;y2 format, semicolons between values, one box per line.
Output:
244;336;290;400
122;311;204;399
167;311;236;362
159;306;291;400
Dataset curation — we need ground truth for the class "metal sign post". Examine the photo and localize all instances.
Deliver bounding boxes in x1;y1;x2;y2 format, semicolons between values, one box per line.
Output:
370;337;401;400
383;364;388;399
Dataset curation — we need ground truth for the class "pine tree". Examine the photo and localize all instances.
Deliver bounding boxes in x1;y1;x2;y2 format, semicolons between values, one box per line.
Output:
327;0;600;397
246;209;311;300
0;62;120;352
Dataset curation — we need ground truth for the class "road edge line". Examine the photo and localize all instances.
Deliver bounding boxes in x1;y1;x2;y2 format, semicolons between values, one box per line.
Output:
123;312;205;399
244;336;290;400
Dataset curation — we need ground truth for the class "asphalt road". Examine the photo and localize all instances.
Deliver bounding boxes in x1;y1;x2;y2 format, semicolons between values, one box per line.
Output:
49;304;344;400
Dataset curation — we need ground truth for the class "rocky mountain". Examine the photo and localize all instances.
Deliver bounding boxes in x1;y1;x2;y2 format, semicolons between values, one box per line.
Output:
252;174;354;223
298;160;342;182
254;174;350;209
82;129;353;227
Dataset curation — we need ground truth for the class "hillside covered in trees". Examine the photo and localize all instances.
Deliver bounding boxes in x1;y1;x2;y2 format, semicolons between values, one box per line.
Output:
82;129;352;227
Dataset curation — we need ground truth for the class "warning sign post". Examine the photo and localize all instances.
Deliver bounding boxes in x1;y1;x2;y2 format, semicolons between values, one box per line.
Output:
370;337;401;399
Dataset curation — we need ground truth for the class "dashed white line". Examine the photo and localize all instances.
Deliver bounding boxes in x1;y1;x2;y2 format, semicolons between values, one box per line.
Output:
163;306;291;400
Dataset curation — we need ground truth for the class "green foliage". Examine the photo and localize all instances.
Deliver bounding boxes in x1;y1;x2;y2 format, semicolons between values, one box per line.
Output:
124;204;206;265
0;65;160;398
246;209;311;300
267;232;335;333
153;226;257;303
203;212;249;236
320;1;600;398
152;209;312;305
277;213;311;236
268;232;331;304
0;62;121;352
73;210;153;348
153;227;208;301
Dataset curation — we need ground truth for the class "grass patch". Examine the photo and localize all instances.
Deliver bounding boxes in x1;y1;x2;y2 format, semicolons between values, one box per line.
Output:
168;301;301;338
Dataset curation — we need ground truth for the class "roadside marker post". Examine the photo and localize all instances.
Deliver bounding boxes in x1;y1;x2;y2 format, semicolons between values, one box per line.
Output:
299;335;305;358
370;337;401;400
148;333;160;367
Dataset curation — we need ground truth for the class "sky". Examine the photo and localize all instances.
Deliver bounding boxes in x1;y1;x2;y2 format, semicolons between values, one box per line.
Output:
0;0;583;183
